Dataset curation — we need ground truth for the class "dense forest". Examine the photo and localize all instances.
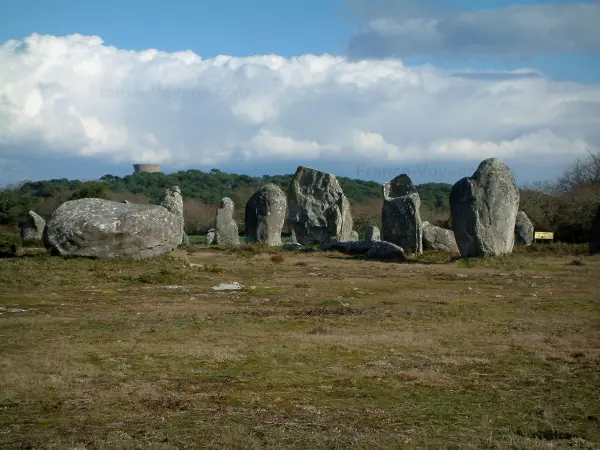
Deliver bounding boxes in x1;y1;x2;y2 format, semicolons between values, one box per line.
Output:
1;151;598;242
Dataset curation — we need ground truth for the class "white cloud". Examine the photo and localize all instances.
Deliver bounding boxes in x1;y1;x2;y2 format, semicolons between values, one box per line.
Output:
0;33;598;181
347;1;600;59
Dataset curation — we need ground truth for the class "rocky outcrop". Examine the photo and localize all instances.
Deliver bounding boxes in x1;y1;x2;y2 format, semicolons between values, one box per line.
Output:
381;174;423;254
422;221;459;254
365;226;380;242
20;210;46;243
288;166;353;245
450;158;520;257
43;198;182;259
245;184;287;246
215;198;240;246
514;211;534;246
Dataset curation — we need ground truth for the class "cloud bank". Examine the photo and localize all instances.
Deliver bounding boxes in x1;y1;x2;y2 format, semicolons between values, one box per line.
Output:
0;33;598;183
347;0;600;60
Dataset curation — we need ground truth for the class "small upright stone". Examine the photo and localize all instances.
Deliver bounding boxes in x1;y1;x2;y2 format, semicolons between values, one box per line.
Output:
381;174;423;254
450;158;520;257
422;221;459;254
349;230;359;241
215;198;240;246
206;228;216;246
160;186;184;245
365;226;380;242
514;211;534;246
20;210;46;243
245;184;287;246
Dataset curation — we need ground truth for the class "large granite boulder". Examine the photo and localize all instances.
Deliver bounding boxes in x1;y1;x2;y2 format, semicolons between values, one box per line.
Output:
381;174;423;254
450;158;520;257
422;221;460;254
20;210;46;243
215;198;240;246
245;184;287;246
514;211;534;246
43;198;182;259
288;166;353;245
365;226;380;242
160;185;185;246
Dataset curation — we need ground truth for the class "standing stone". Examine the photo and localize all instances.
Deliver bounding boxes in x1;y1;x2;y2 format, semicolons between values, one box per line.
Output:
349;230;359;241
160;186;184;245
365;226;380;242
288;166;353;245
215;198;240;245
206;229;216;246
20;210;46;243
43;198;182;259
450;158;520;257
245;184;287;246
514;211;534;246
381;174;423;254
422;221;460;254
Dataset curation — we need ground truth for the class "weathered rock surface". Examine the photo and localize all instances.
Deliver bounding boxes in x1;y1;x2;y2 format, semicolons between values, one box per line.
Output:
350;230;359;241
215;198;240;246
422;221;459;254
450;158;520;257
365;226;380;242
20;210;46;242
514;211;534;246
206;229;216;245
288;166;353;245
43;198;182;259
321;240;405;261
381;174;423;254
245;184;287;246
160;186;184;245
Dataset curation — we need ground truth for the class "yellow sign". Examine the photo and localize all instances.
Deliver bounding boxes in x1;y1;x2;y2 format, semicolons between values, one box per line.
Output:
534;231;554;240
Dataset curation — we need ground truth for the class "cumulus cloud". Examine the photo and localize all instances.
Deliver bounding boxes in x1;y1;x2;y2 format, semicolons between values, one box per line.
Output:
347;0;600;60
0;33;598;183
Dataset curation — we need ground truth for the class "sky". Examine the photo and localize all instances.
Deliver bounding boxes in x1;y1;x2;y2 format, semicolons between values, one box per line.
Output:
0;0;599;187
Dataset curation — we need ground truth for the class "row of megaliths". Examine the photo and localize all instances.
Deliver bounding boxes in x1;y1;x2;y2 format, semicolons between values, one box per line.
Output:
211;165;356;247
380;158;525;257
208;158;536;257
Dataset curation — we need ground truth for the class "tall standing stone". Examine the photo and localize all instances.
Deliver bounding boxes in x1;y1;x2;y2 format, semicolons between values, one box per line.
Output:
20;210;46;243
288;166;353;245
514;211;534;246
215;198;240;246
160;185;185;246
381;174;423;254
245;184;287;246
450;158;520;257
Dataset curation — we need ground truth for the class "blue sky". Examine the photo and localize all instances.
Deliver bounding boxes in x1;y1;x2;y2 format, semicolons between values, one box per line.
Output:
0;0;599;186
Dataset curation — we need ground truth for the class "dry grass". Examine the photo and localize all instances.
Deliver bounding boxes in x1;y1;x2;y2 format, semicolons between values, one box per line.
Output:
0;247;599;449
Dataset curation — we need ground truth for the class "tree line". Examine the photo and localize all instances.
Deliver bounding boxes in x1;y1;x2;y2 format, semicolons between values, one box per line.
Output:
1;153;598;242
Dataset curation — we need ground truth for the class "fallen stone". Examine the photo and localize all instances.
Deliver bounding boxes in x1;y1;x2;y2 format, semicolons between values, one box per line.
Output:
422;221;460;254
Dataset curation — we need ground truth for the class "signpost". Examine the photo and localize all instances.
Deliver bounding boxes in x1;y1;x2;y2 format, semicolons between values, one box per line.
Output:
534;231;554;243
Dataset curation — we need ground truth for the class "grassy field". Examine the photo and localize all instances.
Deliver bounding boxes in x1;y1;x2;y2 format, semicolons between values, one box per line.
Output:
0;244;599;449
